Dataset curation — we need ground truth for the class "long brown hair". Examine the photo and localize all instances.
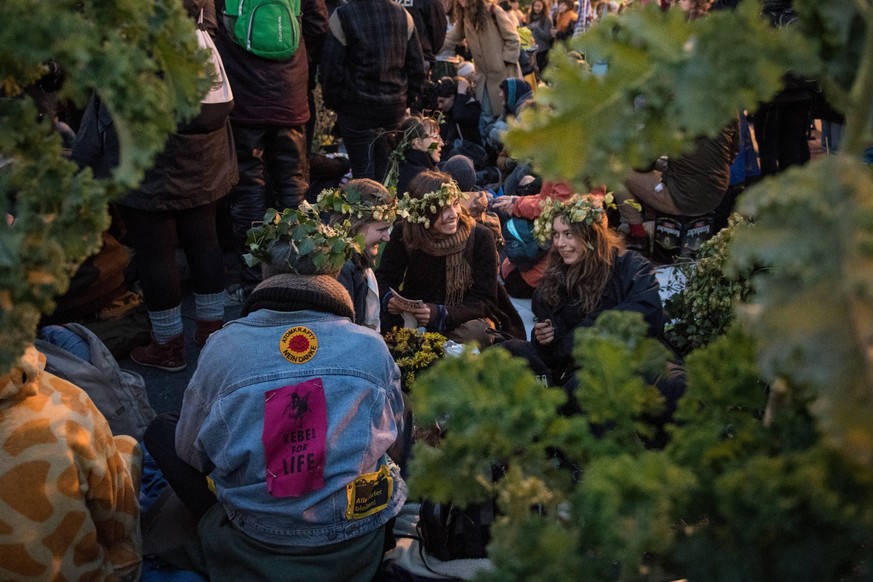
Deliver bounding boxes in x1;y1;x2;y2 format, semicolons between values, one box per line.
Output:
537;216;625;313
450;0;490;30
401;171;473;251
527;0;547;23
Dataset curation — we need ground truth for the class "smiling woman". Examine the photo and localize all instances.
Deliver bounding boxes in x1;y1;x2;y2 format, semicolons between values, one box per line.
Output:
377;171;524;345
320;179;397;331
523;195;665;384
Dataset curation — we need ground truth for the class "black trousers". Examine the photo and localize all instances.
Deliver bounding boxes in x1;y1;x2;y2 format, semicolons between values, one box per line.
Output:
227;124;309;290
119;203;224;312
143;412;217;519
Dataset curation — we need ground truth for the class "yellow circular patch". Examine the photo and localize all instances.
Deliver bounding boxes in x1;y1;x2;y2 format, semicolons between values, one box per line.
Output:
279;326;318;364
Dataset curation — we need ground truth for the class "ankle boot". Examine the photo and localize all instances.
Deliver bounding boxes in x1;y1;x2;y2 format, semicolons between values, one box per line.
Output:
130;333;187;372
194;320;224;348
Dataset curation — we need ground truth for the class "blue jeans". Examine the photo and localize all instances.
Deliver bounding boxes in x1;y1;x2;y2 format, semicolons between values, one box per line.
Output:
336;113;400;182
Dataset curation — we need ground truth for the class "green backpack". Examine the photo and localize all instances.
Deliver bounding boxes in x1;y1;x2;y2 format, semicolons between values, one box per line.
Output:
223;0;301;60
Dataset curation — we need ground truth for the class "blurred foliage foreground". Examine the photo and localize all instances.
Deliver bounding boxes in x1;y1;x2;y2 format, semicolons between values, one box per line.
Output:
410;1;873;580
0;0;207;371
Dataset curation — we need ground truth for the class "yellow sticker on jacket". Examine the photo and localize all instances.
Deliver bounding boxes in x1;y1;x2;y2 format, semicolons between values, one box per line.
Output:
279;326;318;364
345;465;393;520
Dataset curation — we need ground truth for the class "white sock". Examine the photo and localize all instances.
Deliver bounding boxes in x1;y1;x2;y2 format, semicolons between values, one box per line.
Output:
195;292;225;321
149;305;183;343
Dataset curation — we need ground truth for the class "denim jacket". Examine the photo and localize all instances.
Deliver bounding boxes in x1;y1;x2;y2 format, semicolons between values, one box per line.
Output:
176;309;406;547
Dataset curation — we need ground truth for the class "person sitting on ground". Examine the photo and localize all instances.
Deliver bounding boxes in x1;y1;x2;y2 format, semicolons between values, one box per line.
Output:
614;118;738;250
0;345;142;581
435;76;486;167
485;77;534;153
442;154;504;247
143;207;406;582
499;193;664;385
391;114;444;198
492;180;584;298
485;77;535;195
319;179;397;331
377;170;524;345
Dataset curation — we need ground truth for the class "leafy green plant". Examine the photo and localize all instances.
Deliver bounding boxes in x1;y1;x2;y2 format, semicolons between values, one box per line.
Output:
0;0;206;373
310;83;337;154
664;214;756;355
244;204;364;273
383;327;446;391
408;0;873;578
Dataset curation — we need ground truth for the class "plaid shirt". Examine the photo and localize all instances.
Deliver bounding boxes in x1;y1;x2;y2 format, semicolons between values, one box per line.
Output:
320;0;426;123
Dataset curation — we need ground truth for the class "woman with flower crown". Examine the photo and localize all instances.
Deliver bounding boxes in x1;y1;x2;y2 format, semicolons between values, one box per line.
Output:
523;193;664;385
318;179;396;331
377;170;524;345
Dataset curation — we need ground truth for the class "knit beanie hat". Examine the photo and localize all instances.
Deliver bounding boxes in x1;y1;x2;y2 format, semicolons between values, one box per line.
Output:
241;273;355;319
440;154;476;192
440;155;477;192
500;78;533;115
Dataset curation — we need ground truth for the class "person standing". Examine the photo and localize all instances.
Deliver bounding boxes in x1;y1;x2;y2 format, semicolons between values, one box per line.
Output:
320;0;427;182
397;0;448;74
440;0;521;128
527;0;554;73
215;0;329;296
73;0;238;371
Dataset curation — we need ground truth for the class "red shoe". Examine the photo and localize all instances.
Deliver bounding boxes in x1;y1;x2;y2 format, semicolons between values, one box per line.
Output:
130;333;186;372
194;320;223;348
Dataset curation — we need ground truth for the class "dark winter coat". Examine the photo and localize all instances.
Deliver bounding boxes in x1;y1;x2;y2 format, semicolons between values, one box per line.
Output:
663;119;738;216
526;13;553;54
531;249;664;380
337;259;369;327
376;223;523;337
214;0;328;126
440;94;483;149
72;0;238;211
400;0;447;68
319;0;426;124
396;149;437;197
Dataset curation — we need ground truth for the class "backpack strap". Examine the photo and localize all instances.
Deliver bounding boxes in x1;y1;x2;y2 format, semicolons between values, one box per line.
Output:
328;11;346;45
404;5;415;40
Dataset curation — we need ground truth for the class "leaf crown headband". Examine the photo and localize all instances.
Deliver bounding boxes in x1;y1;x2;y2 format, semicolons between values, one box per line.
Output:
316;186;397;222
533;193;612;244
244;201;363;273
396;180;466;229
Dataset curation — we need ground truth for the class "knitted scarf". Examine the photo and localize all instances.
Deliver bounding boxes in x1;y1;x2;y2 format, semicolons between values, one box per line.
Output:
418;217;473;306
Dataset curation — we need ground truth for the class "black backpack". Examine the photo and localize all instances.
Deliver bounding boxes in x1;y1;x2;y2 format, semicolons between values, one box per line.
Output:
417;499;494;562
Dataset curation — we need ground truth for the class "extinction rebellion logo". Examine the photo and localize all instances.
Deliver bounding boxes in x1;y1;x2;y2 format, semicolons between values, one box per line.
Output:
279;326;318;364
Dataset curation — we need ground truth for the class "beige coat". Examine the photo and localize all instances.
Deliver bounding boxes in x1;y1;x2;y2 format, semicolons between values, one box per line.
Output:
442;4;522;116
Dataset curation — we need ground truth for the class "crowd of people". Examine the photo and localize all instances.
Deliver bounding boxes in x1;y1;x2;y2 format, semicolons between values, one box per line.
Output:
3;0;839;580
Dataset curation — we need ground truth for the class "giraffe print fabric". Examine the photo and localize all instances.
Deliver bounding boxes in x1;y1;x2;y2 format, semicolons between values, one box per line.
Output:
0;345;142;581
